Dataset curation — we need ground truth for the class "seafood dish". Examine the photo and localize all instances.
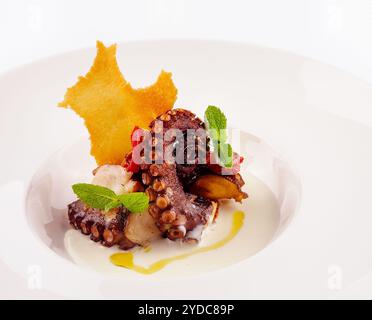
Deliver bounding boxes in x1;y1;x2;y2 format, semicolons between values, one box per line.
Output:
59;42;248;257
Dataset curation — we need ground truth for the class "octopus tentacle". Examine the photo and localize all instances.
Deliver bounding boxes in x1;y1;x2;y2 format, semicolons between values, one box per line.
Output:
140;109;217;241
143;163;215;241
68;200;136;250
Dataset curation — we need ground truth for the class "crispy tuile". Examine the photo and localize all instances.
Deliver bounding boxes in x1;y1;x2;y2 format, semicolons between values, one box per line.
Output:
59;41;177;165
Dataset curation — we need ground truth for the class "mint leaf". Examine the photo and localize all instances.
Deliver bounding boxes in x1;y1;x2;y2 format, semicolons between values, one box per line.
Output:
205;105;227;132
204;105;233;168
104;200;122;212
205;105;227;142
72;183;117;210
72;184;149;213
117;193;149;213
219;143;233;168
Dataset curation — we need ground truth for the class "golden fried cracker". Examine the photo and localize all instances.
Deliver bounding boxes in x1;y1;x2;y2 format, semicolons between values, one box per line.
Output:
59;41;177;165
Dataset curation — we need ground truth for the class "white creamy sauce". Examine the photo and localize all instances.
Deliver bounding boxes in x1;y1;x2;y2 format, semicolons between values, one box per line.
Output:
186;224;204;241
64;173;280;277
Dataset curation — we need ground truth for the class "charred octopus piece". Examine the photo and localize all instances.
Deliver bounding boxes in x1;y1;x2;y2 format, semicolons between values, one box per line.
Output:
143;163;216;242
136;108;248;241
149;108;247;201
131;109;211;241
68;200;136;250
138;109;217;242
68;200;161;249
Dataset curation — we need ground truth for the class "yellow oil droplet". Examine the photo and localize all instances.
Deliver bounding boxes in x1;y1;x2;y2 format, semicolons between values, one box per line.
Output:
143;246;152;253
110;211;245;275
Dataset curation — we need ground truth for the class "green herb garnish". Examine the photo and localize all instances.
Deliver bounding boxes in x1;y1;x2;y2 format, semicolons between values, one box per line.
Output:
117;193;150;213
204;105;233;167
72;183;149;213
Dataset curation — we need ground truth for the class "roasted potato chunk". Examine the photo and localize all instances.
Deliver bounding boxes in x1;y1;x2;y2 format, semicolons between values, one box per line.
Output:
124;210;161;247
190;174;248;202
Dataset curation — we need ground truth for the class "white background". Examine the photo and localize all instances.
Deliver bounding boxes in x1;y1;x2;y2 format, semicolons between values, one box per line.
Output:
1;0;372;299
2;0;372;84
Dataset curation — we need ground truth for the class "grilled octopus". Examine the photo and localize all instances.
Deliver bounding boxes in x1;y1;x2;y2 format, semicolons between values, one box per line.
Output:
67;108;247;249
139;108;246;242
68;200;136;250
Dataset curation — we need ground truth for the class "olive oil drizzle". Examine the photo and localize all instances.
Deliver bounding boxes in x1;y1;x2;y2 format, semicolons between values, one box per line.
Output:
110;211;245;274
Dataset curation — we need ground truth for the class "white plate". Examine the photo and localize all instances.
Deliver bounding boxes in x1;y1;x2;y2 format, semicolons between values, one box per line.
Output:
1;40;372;299
25;133;300;278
